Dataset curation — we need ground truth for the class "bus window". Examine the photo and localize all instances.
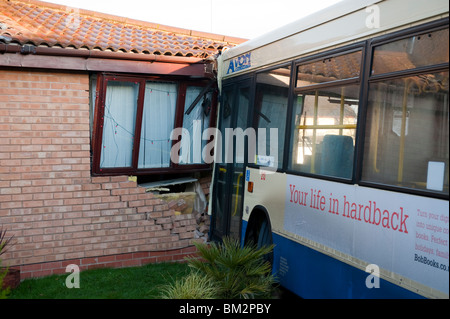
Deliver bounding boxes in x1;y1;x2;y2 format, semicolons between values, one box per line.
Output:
297;50;362;87
362;26;449;195
289;85;359;178
289;49;362;179
254;66;291;169
372;28;449;75
362;71;449;194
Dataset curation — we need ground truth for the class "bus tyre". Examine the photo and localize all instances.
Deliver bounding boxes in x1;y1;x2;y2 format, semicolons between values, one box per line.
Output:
245;212;273;267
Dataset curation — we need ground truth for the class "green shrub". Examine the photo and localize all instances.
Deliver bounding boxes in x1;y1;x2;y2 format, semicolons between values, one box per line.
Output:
0;269;11;299
0;226;14;258
0;262;11;299
160;271;218;299
187;237;275;299
0;226;14;299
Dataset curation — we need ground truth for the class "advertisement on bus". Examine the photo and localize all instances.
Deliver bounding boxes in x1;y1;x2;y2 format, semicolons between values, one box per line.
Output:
284;175;449;296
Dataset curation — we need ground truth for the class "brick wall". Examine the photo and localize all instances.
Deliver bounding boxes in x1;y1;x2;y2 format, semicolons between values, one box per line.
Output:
0;69;210;279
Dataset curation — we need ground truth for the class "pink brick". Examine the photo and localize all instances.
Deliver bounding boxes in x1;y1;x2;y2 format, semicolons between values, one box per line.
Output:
132;252;150;259
97;255;116;263
115;253;133;261
91;176;111;184
102;182;119;190
111;188;130;196
41;261;63;270
119;181;137;188
110;176;128;182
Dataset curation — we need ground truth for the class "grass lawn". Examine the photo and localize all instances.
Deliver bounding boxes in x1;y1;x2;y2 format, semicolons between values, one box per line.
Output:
7;262;191;299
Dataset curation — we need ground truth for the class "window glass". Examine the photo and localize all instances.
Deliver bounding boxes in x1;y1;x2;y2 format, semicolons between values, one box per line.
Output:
372;28;449;75
89;74;97;136
289;85;359;179
138;81;177;169
362;71;449;194
100;80;139;168
234;86;251;164
178;86;212;165
219;88;233;164
255;66;291;169
93;75;217;174
297;50;362;87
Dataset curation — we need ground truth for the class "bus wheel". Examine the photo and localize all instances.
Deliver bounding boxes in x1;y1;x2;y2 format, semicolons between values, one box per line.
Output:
245;212;273;267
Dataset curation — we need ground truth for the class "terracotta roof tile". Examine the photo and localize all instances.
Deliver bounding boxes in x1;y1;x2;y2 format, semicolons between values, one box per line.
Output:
0;0;246;58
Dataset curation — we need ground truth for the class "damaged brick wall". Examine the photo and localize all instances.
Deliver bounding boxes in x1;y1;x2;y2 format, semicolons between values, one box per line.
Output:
0;70;211;279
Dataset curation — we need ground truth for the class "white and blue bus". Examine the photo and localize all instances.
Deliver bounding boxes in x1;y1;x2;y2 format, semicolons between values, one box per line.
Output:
210;0;449;298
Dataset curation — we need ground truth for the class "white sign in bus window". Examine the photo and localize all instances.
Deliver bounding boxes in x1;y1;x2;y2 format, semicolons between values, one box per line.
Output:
427;161;445;191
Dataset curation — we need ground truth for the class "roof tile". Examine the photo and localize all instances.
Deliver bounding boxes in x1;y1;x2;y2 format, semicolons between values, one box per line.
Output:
0;0;246;58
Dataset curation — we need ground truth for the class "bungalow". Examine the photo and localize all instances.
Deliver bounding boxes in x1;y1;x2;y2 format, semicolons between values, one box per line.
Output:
0;0;245;280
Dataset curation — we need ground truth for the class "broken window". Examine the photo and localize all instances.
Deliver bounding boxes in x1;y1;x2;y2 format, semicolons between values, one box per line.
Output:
178;86;213;165
91;74;216;175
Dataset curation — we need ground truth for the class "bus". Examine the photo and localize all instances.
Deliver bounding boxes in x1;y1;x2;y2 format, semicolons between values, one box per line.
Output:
210;0;449;299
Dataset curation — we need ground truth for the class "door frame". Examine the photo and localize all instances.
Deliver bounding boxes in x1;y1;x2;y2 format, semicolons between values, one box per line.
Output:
210;75;255;242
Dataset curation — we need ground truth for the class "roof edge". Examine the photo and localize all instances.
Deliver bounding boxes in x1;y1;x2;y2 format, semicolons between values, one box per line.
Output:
0;42;207;64
10;0;247;44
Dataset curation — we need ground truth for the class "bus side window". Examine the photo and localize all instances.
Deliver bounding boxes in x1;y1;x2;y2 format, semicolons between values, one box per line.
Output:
289;50;361;179
362;72;449;194
289;86;359;179
362;27;449;195
255;66;291;169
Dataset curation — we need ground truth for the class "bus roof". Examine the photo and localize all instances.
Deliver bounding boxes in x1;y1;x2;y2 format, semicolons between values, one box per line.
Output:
223;0;378;57
220;0;449;77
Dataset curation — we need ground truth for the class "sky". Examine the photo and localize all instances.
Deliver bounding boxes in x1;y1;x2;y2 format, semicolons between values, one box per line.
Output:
43;0;344;39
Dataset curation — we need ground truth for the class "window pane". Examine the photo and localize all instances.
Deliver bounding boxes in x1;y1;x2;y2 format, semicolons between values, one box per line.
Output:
100;81;139;168
297;50;362;87
233;86;250;164
372;28;449;75
138;82;177;169
89;74;97;137
362;72;449;194
219;87;233;164
178;86;212;165
289;85;359;178
255;66;291;168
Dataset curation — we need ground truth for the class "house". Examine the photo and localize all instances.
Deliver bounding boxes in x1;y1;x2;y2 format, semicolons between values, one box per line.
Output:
0;0;245;279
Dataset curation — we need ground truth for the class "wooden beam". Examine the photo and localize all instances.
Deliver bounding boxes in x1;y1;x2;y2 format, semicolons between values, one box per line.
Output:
0;53;212;78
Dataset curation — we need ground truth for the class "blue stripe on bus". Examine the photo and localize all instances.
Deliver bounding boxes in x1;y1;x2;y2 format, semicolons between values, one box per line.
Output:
241;220;425;299
241;219;248;246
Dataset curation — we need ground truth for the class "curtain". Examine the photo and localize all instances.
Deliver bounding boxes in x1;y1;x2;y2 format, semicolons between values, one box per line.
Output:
100;81;139;168
138;82;177;168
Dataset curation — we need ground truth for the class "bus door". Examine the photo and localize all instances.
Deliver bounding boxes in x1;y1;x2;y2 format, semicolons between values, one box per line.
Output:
211;79;252;242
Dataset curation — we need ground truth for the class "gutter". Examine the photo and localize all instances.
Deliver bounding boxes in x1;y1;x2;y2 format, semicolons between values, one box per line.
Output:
0;43;205;64
0;43;214;78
